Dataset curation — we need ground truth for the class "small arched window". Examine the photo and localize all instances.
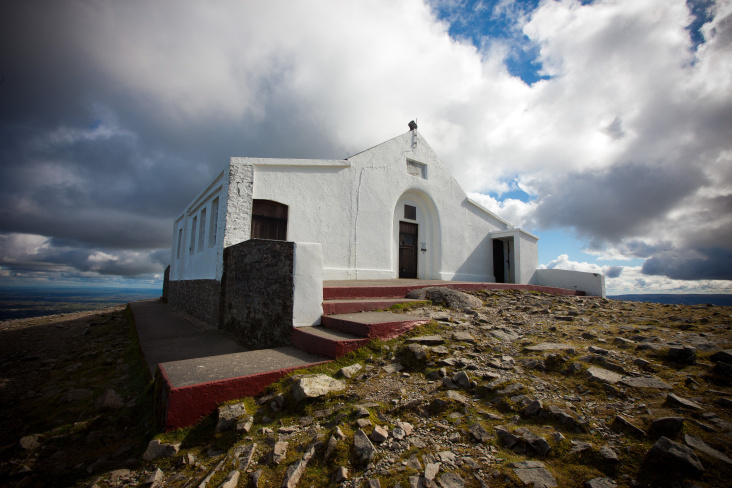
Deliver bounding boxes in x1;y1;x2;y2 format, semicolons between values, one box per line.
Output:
251;200;288;240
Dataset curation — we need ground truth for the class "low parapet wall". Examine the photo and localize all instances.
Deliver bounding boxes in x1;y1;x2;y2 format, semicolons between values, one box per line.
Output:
531;268;606;297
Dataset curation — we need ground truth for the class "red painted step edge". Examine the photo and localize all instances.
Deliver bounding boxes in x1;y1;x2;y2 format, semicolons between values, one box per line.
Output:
155;360;328;431
321;316;430;340
291;328;369;359
323;283;586;300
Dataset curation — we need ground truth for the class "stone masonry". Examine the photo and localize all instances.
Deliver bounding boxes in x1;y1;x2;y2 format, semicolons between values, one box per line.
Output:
221;239;295;349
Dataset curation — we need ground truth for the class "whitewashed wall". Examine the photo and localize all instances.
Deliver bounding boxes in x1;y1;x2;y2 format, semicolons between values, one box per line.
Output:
531;268;606;297
170;130;540;285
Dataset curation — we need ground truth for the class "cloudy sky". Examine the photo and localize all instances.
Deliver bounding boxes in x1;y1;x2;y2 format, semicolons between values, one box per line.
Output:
1;0;731;295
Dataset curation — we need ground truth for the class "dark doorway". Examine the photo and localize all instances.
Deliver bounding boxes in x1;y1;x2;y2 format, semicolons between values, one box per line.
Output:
399;222;418;278
493;239;505;283
251;200;288;240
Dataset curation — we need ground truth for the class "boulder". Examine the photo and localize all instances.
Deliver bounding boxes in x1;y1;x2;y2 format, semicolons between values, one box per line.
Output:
216;402;247;432
664;393;703;411
291;374;346;401
509;460;557;487
648;417;684;438
645;436;704;475
142;439;181;461
406;287;482;311
339;363;362;379
353;428;377;464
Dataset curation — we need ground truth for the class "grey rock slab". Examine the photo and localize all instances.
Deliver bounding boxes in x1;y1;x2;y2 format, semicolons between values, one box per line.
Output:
272;441;288;464
489;328;520;342
143;468;164;488
291;374;346;401
437;472;466;488
570;440;593;454
665;393;703;410
370;425;389;443
684;434;732;465
218;470;240;488
710;349;732;363
620;376;672;390
407;454;423;470
467;423;491;443
367;480;382;488
610;415;646;438
587;367;622;384
216;402;247;432
424;462;441;481
281;441;319;488
408;335;445;345
446;390;469;405
19;435;42;451
522;399;543;417
648;417;684;438
452;371;471;388
523;432;551;456
332;466;349;483
508;460;557;488
453;331;476;342
339;363;363;379
142;439;180;461
406;287;482;311
495;425;521;449
646;436;704;475
584;478;617;488
599;445;619;464
354;428;377;464
524;342;576;354
408;344;427;360
236;443;257;471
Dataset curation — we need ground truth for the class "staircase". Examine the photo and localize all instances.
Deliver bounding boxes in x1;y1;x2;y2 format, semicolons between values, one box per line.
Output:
145;280;586;430
291;283;430;358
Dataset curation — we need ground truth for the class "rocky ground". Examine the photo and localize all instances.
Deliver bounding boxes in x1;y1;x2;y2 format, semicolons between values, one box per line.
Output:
2;291;732;488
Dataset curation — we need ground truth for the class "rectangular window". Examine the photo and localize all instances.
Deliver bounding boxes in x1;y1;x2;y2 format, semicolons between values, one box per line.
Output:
189;216;197;255
176;228;183;259
198;209;206;253
404;204;417;220
407;159;426;179
209;197;219;247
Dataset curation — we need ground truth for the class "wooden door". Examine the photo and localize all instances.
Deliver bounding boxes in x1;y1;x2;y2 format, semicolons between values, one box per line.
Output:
399;222;418;278
251;200;288;240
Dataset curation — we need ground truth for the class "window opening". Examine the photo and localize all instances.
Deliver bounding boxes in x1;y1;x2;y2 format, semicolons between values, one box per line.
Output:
198;209;206;252
406;159;426;179
176;228;183;259
209;197;219;247
189;216;197;255
404;204;417;220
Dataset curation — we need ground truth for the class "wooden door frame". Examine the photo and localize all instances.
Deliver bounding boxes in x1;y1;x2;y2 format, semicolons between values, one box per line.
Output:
399;221;418;278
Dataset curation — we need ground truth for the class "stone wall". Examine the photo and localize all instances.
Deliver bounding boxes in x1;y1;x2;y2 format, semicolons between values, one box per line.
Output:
167;279;222;326
221;239;295;349
162;266;170;303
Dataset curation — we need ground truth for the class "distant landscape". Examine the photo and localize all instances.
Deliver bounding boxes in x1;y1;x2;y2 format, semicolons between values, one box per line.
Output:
0;286;162;321
608;293;732;307
2;285;730;323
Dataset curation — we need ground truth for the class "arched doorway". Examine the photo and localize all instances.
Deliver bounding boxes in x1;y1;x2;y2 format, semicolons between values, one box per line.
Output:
392;191;441;279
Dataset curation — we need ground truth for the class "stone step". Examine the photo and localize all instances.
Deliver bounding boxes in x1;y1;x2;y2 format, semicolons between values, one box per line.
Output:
156;347;328;430
322;298;426;315
292;326;369;359
320;311;430;340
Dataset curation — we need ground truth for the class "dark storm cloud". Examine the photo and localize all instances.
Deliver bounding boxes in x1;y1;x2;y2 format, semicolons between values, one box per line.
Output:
533;162;707;242
642;247;732;280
